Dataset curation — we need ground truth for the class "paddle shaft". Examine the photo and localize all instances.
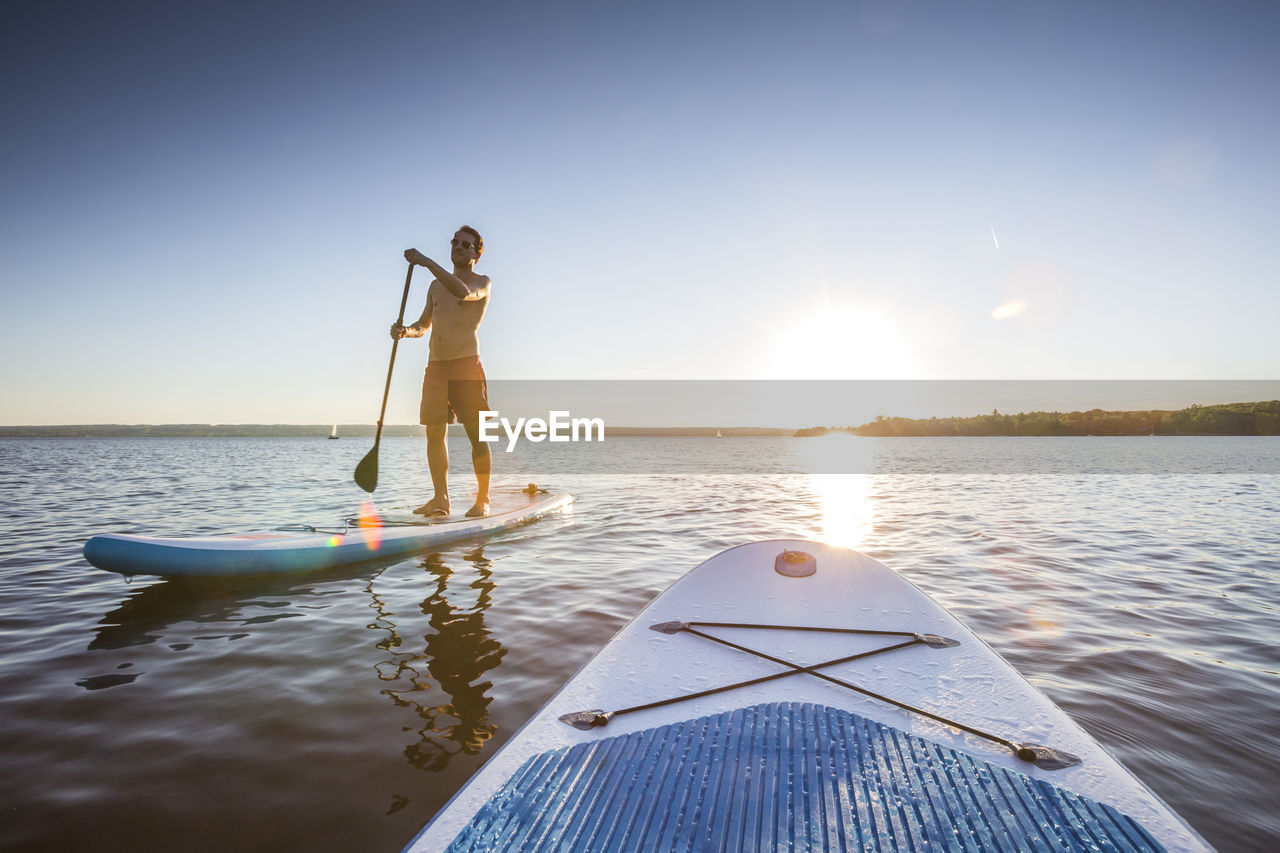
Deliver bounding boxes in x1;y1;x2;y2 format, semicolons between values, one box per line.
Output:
372;262;416;446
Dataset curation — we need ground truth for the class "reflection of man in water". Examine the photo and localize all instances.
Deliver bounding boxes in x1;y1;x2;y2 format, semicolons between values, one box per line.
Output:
399;551;506;772
391;226;492;518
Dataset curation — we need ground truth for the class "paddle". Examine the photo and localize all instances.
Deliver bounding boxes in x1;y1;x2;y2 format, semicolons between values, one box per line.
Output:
354;261;416;492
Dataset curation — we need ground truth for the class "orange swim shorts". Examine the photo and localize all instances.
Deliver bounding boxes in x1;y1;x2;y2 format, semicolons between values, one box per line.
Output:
420;356;489;427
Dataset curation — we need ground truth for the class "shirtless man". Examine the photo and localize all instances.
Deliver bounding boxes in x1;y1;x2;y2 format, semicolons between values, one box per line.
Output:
390;226;492;518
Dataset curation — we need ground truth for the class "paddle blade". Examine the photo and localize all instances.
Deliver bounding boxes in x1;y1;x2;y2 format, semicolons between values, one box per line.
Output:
354;445;379;493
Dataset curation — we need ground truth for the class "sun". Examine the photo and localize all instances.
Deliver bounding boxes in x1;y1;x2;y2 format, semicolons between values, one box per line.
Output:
764;303;916;379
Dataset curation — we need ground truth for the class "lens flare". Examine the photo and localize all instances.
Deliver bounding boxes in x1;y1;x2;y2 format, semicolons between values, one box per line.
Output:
359;501;383;551
1024;602;1066;638
991;299;1028;320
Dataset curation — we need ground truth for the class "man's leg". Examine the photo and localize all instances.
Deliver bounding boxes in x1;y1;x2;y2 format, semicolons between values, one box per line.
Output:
415;423;451;516
461;418;491;518
417;364;452;516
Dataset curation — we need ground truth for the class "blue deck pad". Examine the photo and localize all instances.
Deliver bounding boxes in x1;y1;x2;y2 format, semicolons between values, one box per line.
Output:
446;702;1165;852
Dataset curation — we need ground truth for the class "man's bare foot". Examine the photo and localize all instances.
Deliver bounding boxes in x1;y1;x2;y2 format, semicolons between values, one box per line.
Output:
465;500;489;518
413;496;450;516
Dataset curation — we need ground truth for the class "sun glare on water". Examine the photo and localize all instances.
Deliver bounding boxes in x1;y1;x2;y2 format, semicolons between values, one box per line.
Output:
799;435;877;550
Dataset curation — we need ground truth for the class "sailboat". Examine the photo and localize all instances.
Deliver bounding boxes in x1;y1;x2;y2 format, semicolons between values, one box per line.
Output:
329;418;340;440
715;429;723;438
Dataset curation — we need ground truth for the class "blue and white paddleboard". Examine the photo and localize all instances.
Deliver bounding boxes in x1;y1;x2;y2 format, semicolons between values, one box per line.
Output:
83;489;571;578
407;539;1211;852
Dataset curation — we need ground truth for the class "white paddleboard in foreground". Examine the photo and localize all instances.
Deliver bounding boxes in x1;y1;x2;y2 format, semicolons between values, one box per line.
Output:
83;489;571;578
407;539;1210;852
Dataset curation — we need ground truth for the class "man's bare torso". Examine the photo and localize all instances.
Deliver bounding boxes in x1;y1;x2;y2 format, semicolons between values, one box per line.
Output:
427;276;489;361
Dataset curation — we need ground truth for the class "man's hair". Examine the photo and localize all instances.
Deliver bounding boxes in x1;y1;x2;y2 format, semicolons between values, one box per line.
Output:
459;225;483;259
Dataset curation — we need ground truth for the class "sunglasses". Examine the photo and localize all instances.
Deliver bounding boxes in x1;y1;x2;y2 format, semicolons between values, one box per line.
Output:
451;238;477;250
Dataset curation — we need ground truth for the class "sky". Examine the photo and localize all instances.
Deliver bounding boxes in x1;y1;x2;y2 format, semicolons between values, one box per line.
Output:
2;0;1278;425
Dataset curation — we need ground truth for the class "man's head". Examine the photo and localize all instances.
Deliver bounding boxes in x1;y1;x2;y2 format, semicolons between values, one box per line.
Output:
451;226;483;266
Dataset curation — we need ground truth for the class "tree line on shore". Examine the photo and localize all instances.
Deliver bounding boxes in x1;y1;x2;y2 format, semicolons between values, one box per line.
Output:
798;400;1280;437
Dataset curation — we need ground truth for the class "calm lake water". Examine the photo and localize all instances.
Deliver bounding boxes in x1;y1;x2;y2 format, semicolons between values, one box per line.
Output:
0;436;1276;851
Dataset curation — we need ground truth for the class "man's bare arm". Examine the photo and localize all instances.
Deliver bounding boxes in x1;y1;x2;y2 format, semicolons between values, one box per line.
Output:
404;249;490;301
391;292;433;339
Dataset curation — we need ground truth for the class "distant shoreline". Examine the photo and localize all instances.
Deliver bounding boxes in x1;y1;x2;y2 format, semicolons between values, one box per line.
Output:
2;399;1277;437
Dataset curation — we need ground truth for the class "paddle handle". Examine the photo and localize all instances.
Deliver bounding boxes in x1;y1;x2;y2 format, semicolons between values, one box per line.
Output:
373;261;416;444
